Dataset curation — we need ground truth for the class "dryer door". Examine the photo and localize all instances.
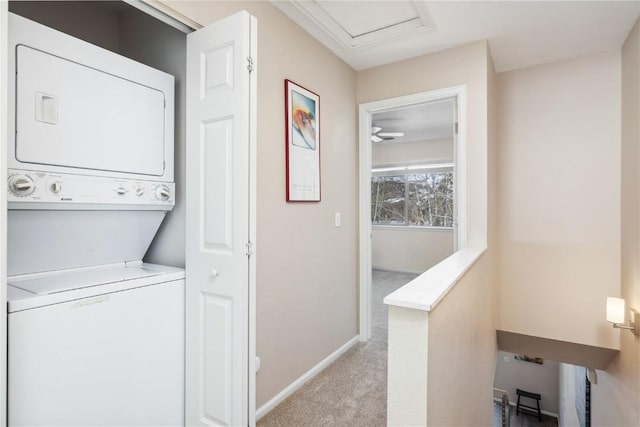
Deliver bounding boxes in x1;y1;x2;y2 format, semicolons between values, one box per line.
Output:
15;45;166;177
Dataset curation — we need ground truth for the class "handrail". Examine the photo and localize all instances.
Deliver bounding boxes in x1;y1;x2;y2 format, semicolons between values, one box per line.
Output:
493;388;510;427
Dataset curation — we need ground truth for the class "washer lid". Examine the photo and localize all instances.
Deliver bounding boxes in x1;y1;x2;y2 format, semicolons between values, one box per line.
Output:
9;265;166;295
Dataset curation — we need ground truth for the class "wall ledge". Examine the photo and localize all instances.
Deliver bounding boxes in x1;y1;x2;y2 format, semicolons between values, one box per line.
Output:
497;330;620;370
383;246;486;311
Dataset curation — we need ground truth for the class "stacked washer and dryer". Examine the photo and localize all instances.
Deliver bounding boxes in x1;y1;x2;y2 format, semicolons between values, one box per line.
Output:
6;13;185;426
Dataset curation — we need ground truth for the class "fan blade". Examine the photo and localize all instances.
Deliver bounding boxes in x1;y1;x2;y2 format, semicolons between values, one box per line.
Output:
377;131;404;138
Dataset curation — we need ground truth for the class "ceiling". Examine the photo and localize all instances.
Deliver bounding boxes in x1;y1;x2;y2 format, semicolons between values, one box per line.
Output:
372;99;455;143
271;0;640;72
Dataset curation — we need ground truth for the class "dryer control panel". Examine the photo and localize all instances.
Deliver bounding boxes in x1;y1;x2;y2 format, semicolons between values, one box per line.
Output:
8;169;175;210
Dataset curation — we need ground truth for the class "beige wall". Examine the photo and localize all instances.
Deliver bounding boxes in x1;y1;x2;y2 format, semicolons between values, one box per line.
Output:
494;351;559;414
363;41;496;425
591;18;640;427
161;1;358;408
372;228;453;273
496;51;622;349
427;253;496;425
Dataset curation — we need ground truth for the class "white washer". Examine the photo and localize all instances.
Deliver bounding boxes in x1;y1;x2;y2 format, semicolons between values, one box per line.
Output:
7;262;185;426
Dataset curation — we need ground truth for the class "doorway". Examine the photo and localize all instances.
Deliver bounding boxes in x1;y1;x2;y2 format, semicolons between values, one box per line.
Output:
358;86;467;341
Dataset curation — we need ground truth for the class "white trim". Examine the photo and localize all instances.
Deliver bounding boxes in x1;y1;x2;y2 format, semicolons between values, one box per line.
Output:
493;398;559;419
256;336;359;420
455;91;468;249
358;106;373;342
358;86;467;341
0;3;8;425
139;0;203;31
247;14;258;427
125;0;196;33
383;246;485;311
372;162;454;173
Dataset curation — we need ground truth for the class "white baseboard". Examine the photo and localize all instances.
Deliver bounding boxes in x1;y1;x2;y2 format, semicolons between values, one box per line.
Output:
493;397;559;418
256;335;360;421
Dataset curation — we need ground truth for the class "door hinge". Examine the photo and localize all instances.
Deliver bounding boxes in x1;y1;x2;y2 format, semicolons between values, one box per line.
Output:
246;241;254;257
454;122;459;134
247;57;255;73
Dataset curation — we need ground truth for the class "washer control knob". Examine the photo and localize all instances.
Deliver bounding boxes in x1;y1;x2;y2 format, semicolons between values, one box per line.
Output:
135;187;144;197
9;175;35;196
50;181;62;194
155;185;171;201
116;186;127;195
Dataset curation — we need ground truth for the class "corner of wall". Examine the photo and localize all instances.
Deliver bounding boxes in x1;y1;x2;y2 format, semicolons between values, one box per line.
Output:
590;16;640;427
487;43;498;345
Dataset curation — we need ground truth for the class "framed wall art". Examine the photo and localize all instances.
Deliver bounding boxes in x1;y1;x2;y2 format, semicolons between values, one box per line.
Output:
285;79;320;202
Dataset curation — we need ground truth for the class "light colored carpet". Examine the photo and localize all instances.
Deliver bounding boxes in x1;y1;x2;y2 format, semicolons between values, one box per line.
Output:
257;270;418;427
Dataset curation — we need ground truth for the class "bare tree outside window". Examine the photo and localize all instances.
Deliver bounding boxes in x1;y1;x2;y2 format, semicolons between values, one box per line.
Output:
371;175;406;224
371;166;454;227
408;172;454;227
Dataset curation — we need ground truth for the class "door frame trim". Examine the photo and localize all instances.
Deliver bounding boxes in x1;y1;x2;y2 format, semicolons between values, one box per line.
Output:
1;3;8;425
124;0;201;32
358;85;467;341
247;14;258;427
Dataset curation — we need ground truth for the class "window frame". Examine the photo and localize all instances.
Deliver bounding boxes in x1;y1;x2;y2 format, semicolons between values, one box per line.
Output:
371;162;455;229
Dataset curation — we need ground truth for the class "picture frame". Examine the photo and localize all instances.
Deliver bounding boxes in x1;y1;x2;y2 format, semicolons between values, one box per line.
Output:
285;79;321;202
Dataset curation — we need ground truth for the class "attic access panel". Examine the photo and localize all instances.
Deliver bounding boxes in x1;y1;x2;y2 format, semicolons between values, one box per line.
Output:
290;0;435;51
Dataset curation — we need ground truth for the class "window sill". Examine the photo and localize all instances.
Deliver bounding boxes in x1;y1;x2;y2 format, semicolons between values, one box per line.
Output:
373;225;454;232
383;246;486;312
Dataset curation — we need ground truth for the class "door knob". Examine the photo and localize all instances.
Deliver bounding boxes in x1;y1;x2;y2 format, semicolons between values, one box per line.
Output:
210;269;219;278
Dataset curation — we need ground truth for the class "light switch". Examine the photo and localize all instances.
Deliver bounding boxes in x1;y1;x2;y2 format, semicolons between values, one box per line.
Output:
503;356;510;362
335;212;341;227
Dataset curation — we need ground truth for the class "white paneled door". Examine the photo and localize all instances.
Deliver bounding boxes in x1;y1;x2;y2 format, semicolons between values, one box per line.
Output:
186;11;257;427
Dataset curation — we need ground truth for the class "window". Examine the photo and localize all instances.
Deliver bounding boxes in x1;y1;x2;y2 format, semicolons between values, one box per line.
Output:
371;164;454;227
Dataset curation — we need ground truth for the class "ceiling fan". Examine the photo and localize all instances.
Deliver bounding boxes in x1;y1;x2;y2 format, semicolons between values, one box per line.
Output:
371;126;405;142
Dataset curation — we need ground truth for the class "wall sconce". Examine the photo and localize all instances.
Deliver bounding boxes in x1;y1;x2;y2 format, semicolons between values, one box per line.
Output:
606;297;639;336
